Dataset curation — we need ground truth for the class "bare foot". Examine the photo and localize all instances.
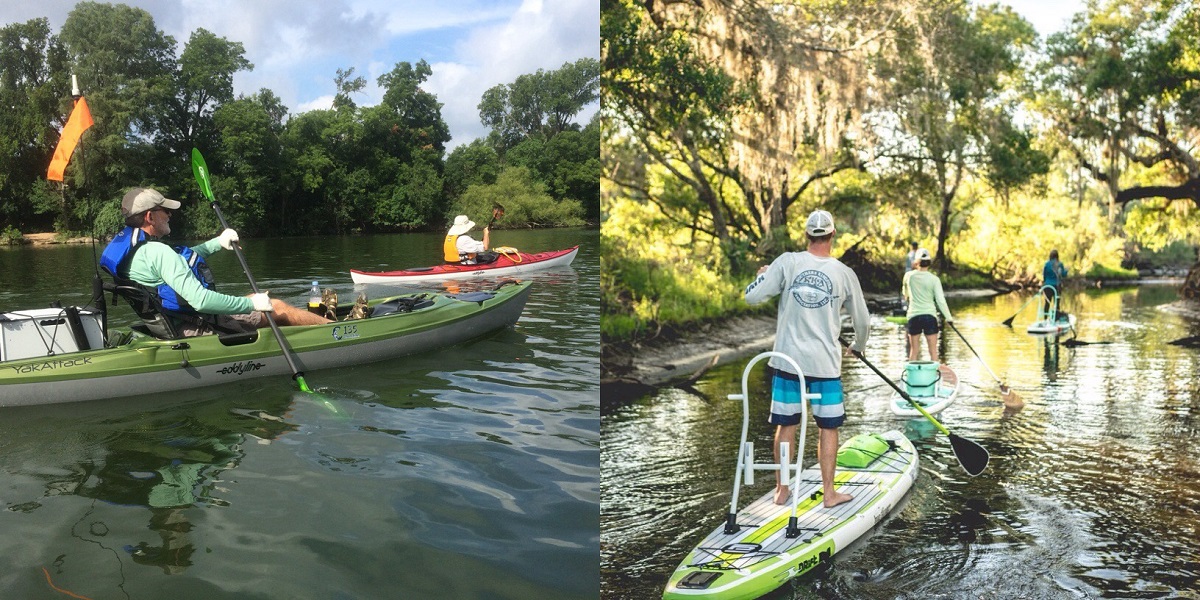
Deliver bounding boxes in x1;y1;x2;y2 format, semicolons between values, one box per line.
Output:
773;485;790;505
823;491;853;508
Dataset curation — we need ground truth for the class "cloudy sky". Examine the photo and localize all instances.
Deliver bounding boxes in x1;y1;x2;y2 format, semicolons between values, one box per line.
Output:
1;0;599;149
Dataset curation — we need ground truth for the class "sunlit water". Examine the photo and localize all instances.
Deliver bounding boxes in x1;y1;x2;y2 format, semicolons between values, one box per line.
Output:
0;228;598;599
602;285;1200;599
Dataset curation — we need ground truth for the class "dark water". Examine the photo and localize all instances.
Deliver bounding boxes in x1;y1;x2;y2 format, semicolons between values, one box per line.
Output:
602;286;1200;599
0;228;598;599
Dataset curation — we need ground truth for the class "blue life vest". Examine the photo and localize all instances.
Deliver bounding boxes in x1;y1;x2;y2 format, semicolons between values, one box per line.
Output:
100;227;215;314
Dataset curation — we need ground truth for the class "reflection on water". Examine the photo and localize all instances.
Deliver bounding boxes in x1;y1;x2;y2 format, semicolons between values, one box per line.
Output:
602;284;1200;599
0;230;598;599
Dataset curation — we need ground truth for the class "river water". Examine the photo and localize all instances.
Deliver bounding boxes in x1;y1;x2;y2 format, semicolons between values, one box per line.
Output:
602;285;1200;599
0;228;598;599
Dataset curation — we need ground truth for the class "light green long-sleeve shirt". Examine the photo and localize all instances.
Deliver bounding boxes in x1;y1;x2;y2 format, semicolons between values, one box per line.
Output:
902;270;952;320
126;237;255;314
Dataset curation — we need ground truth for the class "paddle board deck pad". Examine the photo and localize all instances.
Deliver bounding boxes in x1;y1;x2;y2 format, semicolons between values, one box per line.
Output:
891;363;959;417
1027;312;1075;335
663;430;918;599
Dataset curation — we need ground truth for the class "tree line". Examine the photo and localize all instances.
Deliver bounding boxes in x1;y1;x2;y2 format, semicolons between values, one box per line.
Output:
601;0;1200;341
0;2;599;242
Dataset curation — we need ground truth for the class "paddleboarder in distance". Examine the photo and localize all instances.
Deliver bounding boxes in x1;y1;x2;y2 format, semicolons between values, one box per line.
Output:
1042;249;1068;316
901;247;953;362
745;209;870;508
100;187;330;338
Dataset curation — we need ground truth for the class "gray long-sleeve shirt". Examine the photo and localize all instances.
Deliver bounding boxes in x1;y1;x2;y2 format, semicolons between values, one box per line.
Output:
745;251;870;378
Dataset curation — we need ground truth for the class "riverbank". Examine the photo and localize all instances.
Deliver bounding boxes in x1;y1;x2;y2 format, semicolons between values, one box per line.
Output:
15;232;93;246
600;289;1001;391
600;282;1198;393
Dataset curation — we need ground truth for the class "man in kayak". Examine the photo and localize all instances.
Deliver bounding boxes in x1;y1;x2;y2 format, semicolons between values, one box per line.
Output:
745;209;870;508
444;214;496;264
901;248;953;362
100;187;330;337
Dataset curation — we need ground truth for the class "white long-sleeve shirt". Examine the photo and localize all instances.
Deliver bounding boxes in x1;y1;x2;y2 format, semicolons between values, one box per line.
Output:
744;251;870;378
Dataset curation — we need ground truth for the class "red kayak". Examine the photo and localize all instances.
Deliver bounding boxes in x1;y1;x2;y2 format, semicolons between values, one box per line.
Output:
350;246;579;283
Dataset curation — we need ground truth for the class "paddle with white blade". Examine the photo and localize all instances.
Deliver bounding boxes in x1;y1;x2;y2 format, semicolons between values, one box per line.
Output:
840;338;990;476
191;147;313;393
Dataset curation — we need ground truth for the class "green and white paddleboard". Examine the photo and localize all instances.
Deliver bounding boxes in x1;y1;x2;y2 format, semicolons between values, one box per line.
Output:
662;352;918;600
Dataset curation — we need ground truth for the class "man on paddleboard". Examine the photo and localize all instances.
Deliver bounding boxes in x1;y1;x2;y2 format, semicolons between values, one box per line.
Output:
744;209;870;508
101;187;330;337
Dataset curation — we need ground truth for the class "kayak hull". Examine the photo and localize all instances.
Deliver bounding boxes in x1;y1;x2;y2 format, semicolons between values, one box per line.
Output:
351;246;578;283
0;282;532;407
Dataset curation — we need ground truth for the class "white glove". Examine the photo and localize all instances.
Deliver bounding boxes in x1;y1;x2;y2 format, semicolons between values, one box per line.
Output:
250;292;274;312
218;228;240;250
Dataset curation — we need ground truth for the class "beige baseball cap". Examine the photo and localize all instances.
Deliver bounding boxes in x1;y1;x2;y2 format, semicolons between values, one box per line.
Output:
805;210;836;236
121;187;181;218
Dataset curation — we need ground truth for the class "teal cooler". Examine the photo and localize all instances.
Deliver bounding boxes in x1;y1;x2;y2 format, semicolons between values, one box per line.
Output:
904;361;940;397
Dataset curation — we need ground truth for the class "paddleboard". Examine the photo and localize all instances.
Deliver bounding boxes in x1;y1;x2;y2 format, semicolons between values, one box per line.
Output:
663;352;918;600
891;363;959;417
1027;312;1075;335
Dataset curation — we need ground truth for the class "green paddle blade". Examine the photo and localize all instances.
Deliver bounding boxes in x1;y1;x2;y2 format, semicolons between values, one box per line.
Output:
190;147;214;201
950;434;990;476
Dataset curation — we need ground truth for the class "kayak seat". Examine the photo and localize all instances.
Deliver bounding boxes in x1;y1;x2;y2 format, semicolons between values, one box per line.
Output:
105;280;184;339
104;278;241;340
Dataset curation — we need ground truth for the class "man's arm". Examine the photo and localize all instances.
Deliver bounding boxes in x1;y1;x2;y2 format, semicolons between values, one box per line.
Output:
845;270;870;354
130;243;254;314
744;259;783;305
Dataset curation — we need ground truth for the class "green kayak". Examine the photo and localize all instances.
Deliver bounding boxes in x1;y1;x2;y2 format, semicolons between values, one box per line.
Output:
0;281;532;407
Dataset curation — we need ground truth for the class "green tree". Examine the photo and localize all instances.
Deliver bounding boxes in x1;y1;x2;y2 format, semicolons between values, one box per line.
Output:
479;57;599;152
444;138;501;204
151;28;252;164
211;89;287;235
871;1;1038;268
59;2;176;231
0;18;67;231
452;166;584;228
1039;0;1200;296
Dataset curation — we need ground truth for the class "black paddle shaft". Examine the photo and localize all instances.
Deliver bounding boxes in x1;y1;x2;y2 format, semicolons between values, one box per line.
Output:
838;338;990;477
211;201;306;382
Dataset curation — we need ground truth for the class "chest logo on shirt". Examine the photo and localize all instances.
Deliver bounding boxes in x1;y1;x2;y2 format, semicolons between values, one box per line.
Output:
789;270;834;308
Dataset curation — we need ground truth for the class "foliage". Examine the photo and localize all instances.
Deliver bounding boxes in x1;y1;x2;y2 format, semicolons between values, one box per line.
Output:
452;167;584;229
601;195;750;340
479;57;599;152
1084;263;1140;280
0;225;23;245
0;6;594;242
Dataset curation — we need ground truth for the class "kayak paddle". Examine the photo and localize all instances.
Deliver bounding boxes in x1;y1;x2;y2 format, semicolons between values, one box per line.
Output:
487;203;505;227
191;147;313;393
1001;293;1036;327
840;338;990;477
946;322;1023;409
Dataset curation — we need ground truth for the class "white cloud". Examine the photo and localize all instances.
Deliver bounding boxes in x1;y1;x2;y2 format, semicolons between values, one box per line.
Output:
0;0;599;148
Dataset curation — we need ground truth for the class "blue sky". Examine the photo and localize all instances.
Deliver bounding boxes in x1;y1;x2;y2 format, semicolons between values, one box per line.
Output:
1;0;600;149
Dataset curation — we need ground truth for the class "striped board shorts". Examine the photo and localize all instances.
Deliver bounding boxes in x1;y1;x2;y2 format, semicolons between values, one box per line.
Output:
768;367;845;429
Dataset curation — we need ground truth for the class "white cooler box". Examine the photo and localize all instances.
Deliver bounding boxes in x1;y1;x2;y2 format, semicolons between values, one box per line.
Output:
0;307;105;362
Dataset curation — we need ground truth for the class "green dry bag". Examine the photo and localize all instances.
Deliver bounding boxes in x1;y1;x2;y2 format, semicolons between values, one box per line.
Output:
836;433;891;468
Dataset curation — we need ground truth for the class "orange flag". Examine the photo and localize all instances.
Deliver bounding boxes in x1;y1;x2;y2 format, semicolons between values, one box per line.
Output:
47;97;94;182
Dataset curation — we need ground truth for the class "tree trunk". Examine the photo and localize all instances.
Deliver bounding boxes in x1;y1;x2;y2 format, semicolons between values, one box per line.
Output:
1182;261;1200;299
